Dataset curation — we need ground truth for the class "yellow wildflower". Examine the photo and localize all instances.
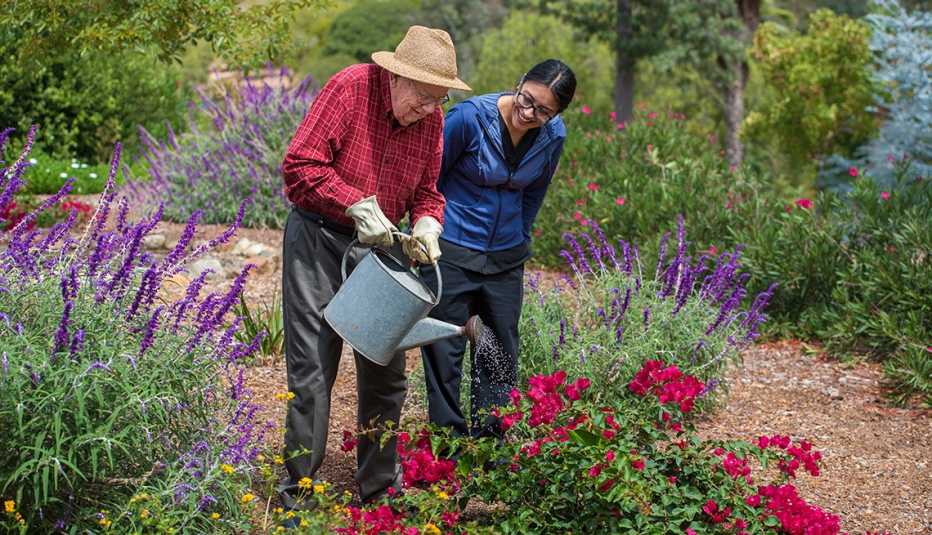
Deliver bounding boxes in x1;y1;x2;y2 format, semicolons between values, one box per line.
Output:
313;483;326;494
298;477;313;490
274;507;284;514
287;392;295;400
300;519;310;528
436;491;449;501
423;523;441;535
140;509;150;519
210;512;221;520
4;500;14;513
241;493;255;504
221;464;235;474
331;505;343;514
98;518;112;529
276;527;285;533
286;511;296;519
274;455;284;465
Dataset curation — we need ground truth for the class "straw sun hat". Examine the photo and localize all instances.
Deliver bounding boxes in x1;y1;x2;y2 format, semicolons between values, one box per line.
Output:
372;25;471;91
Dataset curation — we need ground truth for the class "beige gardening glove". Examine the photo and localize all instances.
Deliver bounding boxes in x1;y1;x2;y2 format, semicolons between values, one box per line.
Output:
345;195;398;247
403;216;443;264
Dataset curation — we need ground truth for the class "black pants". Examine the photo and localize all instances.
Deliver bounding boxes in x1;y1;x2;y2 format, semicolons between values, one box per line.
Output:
279;209;405;506
419;261;523;437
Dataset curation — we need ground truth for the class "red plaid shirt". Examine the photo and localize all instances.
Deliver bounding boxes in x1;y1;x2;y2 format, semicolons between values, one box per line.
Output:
282;64;445;227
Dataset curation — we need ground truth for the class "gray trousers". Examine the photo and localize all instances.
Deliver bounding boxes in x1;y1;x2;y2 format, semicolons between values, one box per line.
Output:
279;209;405;505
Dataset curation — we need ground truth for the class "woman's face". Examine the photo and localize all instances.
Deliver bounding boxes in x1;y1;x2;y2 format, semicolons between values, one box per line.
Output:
511;80;559;131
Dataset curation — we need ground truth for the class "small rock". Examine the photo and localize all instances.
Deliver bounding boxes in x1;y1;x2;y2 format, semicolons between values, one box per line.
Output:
245;242;267;257
823;386;842;400
188;257;225;280
142;234;166;250
232;238;253;256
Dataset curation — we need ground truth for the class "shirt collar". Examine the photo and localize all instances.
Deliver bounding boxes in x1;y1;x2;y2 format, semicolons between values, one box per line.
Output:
378;67;395;121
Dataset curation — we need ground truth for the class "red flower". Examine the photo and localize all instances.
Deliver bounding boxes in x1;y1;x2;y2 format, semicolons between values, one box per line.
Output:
668;475;677;484
631;458;645;471
602;429;616;440
848;166;859;177
581;104;592;115
573;211;583;221
587;182;600;192
575;198;586;206
615;196;625;206
795;198;813;210
588;463;602;477
702;499;731;524
341;430;358;452
880;191;890;200
605;450;616;462
745;494;761;507
609;111;617;121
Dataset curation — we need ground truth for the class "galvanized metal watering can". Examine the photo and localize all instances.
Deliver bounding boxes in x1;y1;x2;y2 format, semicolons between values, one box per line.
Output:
324;234;484;367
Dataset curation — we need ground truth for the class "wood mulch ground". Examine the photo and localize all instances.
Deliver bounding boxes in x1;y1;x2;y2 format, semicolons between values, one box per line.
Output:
125;217;932;533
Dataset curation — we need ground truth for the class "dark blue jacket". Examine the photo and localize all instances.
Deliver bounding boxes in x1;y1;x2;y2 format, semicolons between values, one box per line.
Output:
438;93;566;252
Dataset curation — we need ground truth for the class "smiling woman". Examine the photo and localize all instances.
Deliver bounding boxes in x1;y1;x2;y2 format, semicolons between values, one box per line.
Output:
418;59;577;439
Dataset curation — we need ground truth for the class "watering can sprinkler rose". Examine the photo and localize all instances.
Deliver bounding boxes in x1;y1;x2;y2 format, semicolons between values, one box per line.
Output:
324;232;486;367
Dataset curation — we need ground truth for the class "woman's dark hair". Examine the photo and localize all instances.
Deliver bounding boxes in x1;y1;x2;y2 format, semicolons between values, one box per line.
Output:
520;59;577;113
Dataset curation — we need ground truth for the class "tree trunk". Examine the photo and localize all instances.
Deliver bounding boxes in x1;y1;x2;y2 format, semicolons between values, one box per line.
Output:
724;62;747;166
614;0;635;123
721;0;762;167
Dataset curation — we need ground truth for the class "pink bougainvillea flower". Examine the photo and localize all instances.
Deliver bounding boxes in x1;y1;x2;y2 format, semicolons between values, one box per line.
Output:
587;182;600;192
795;198;813;210
605;450;616;462
581;104;592;115
848;166;859;177
602;429;616;440
609;111;617;121
575;198;586;206
580;219;590;227
616;122;626;130
668;475;677;484
706;245;718;256
573;211;583;221
631;458;645;471
685;529;697;535
615;196;625;206
647;111;658;119
745;494;761;507
880;191;890;200
588;463;602;477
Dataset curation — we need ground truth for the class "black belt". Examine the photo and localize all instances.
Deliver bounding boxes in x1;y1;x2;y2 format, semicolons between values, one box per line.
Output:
294;207;355;237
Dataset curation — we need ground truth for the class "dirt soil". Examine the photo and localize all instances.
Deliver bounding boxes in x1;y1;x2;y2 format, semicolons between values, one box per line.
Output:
148;219;931;534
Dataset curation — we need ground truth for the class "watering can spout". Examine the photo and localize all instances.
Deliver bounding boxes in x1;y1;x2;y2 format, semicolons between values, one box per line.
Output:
396;315;485;352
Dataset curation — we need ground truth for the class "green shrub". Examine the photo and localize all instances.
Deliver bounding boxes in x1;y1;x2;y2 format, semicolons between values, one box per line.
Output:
471;10;614;111
532;109;779;269
321;0;421;63
0;43;188;162
732;164;931;405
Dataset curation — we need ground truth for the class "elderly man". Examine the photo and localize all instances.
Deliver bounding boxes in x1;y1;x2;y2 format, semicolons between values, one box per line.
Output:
278;25;470;508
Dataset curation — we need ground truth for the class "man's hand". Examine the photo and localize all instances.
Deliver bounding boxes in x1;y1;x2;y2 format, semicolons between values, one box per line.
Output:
345;196;397;247
403;216;442;264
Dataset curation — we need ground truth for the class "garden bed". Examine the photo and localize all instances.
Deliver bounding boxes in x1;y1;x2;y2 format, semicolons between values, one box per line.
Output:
143;218;932;533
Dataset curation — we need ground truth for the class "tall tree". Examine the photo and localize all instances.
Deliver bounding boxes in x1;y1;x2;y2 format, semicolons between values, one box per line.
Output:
518;0;672;122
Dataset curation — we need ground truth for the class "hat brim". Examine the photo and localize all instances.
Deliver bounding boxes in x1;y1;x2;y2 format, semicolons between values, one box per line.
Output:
372;51;471;92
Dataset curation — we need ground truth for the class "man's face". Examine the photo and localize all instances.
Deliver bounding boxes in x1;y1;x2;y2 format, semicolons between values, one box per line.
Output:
389;75;450;126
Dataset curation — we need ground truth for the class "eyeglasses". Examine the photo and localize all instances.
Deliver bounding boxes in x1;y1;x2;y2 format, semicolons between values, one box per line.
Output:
514;88;556;123
409;79;450;107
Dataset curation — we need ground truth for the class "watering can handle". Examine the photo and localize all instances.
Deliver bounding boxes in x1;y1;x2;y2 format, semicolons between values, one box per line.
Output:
340;233;442;306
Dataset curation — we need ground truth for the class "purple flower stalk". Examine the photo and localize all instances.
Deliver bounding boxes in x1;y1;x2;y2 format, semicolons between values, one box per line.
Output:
69;329;85;360
139;306;164;356
53;301;74;355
